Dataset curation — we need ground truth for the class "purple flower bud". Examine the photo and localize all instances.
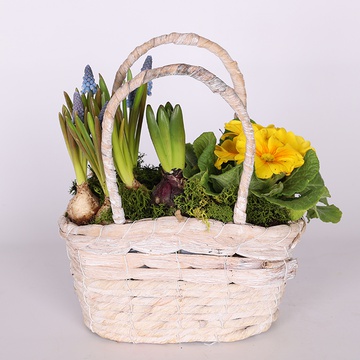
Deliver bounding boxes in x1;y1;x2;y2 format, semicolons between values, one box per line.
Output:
72;91;84;122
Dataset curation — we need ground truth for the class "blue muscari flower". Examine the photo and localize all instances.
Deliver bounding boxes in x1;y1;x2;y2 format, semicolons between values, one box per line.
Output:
126;90;136;109
127;55;153;108
81;65;98;95
98;101;108;125
141;55;152;72
72;91;84;122
141;55;153;96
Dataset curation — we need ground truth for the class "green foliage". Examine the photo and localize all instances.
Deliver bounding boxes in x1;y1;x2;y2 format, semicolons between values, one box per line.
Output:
250;150;342;223
184;132;217;178
61;65;342;227
133;154;162;190
174;176;293;226
112;71;149;188
146;102;186;172
178;132;342;226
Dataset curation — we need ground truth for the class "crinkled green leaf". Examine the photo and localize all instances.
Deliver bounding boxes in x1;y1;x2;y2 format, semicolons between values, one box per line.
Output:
281;149;319;196
193;132;216;159
210;164;242;193
307;204;342;223
255;172;326;211
184;143;199;178
250;173;286;194
193;132;217;173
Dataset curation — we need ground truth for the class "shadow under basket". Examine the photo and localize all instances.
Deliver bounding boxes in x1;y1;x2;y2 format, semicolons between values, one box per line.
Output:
59;215;305;344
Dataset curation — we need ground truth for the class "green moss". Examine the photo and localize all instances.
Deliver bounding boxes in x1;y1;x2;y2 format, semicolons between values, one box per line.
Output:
174;178;237;224
245;194;291;227
173;177;291;227
133;157;162;190
118;184;153;221
117;183;174;221
94;201;113;225
150;202;175;218
206;202;234;223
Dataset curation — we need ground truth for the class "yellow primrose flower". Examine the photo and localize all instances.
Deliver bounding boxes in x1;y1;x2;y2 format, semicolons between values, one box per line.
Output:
215;119;312;179
254;131;304;179
214;138;245;168
220;120;243;141
221;120;264;141
275;128;312;156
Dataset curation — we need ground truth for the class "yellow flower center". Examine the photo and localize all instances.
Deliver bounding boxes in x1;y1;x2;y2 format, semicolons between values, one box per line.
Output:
261;153;274;162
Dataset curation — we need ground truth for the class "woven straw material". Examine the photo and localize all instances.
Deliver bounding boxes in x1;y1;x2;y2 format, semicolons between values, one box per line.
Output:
59;32;307;343
59;216;305;343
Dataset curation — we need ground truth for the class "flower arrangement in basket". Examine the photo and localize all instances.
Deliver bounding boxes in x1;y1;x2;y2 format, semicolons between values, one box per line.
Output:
58;33;342;344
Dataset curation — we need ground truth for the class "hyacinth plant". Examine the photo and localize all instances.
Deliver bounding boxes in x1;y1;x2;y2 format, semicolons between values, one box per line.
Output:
59;58;153;225
113;56;153;189
59;77;102;225
146;102;186;206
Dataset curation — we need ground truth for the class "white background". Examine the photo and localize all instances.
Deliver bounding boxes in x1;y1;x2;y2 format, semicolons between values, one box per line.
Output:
1;0;359;359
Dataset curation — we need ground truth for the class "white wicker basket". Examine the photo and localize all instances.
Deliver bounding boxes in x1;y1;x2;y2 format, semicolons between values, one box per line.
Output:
59;32;306;344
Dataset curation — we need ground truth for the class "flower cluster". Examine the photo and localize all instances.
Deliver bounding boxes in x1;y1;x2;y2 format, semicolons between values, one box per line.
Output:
215;120;312;179
81;65;98;94
72;91;84;122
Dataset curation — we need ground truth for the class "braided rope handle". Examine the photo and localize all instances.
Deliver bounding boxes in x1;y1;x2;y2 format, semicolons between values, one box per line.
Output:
102;64;255;225
111;32;247;107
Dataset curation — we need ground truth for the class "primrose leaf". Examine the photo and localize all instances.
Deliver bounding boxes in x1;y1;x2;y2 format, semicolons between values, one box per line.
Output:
183;143;199;178
307;204;342;223
210;164;242;193
197;145;216;173
256;172;326;211
281;149;319;196
250;173;285;196
192;132;217;173
193;132;216;159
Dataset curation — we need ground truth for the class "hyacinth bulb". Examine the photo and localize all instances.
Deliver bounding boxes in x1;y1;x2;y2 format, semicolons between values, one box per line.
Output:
66;183;101;225
152;169;184;207
81;65;98;94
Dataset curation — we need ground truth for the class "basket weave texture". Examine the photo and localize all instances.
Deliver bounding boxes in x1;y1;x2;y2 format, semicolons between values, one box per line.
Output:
59;32;306;343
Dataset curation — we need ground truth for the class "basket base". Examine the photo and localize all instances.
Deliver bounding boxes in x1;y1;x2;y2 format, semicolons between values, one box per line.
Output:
59;215;303;344
81;310;278;344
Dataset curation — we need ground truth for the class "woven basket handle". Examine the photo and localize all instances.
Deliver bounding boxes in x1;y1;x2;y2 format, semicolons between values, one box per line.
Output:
111;32;247;107
102;64;255;225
